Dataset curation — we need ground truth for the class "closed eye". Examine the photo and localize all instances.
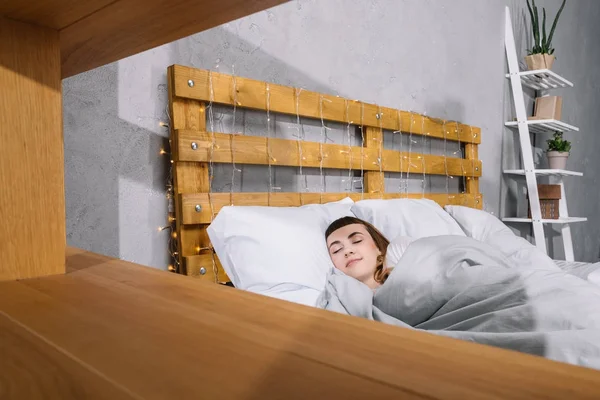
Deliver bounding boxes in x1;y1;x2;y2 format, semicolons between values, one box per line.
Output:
352;240;362;244
332;248;342;254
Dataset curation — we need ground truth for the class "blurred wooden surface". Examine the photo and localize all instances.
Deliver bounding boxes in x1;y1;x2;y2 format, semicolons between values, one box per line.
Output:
1;0;288;78
0;17;65;281
1;247;600;399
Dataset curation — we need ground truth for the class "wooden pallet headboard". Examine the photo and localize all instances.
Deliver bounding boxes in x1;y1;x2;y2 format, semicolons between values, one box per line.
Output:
167;64;483;282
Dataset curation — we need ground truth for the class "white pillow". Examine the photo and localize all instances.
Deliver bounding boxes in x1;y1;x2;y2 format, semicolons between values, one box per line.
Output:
444;205;559;271
351;199;466;240
207;198;354;306
385;235;416;268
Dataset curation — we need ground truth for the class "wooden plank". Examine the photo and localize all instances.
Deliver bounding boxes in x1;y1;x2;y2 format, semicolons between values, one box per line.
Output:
60;0;288;78
168;66;208;274
465;143;481;209
1;249;600;399
180;192;483;224
172;65;482;144
174;130;482;177
0;0;114;30
363;126;385;194
185;253;229;282
0;17;65;281
0;312;136;400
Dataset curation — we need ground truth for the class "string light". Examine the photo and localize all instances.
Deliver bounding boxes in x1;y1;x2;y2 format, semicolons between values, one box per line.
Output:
344;99;353;192
421;113;427;198
318;95;333;203
456;121;466;194
395;109;405;195
470;125;477;205
443;119;450;202
162;99;179;274
359;102;365;197
207;70;219;282
266;83;273;205
230;65;240;206
406;111;414;196
295;87;308;195
377;105;384;197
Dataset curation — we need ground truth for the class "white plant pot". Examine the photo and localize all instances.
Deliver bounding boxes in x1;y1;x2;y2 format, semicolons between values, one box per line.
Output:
547;151;569;170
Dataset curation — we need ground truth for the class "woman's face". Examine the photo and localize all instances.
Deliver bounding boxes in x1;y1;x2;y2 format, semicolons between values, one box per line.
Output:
326;223;381;283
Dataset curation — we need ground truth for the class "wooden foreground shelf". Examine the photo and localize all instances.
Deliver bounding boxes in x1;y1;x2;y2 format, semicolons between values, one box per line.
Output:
1;248;599;399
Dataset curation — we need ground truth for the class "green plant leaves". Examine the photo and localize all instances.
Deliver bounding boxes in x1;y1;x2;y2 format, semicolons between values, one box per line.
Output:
546;131;571;152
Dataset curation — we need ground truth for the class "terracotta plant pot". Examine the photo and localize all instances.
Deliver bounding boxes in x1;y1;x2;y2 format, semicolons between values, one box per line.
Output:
525;54;555;70
547;151;569;169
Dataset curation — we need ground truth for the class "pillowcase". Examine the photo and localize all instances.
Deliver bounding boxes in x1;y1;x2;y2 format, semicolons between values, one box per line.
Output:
207;198;354;306
444;205;559;271
350;199;466;240
384;235;416;268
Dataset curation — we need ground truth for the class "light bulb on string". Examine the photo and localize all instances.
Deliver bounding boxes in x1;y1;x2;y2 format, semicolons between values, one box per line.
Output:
230;64;238;206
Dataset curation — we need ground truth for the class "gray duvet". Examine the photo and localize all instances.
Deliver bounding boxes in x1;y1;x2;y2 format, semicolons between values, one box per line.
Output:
317;235;600;370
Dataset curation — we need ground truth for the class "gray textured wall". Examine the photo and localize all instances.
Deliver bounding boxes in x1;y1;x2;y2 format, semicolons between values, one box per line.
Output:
63;0;600;269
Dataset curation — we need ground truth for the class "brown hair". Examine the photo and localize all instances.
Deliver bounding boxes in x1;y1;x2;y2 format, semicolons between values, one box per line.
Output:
325;216;391;284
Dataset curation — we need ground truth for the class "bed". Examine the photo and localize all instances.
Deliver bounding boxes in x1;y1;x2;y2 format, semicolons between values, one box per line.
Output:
167;64;483;283
166;65;600;372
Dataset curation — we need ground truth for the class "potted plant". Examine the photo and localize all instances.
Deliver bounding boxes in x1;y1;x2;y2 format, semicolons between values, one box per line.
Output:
546;131;571;169
525;0;567;70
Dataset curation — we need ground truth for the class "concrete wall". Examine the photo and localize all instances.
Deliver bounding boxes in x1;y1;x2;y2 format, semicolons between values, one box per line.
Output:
63;0;600;268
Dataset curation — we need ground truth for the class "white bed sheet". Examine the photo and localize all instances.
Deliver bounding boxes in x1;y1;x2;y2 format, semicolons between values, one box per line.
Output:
554;260;600;287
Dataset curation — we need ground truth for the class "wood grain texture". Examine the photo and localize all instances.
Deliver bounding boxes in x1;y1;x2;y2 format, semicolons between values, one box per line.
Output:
168;65;208;274
172;65;482;143
60;0;288;78
1;248;599;399
0;312;135;400
181;192;483;224
0;0;115;30
0;17;65;281
174;130;482;177
465;143;481;208
363;126;385;194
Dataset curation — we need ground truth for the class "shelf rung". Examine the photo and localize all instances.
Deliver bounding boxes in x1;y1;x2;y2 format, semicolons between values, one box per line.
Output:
505;119;579;134
506;69;574;90
502;217;587;224
503;169;583;177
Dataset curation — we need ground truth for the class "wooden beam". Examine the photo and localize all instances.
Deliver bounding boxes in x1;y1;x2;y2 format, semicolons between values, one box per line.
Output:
174;130;482;177
0;17;65;281
171;65;482;143
168;66;209;275
180;192;483;224
465;143;482;209
59;0;288;78
363;126;385;194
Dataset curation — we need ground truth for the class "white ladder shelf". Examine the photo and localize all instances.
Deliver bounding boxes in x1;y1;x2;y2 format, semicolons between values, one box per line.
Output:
503;7;586;262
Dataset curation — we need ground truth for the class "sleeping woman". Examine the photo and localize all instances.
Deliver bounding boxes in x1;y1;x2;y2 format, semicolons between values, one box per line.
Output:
325;216;413;289
322;216;600;370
